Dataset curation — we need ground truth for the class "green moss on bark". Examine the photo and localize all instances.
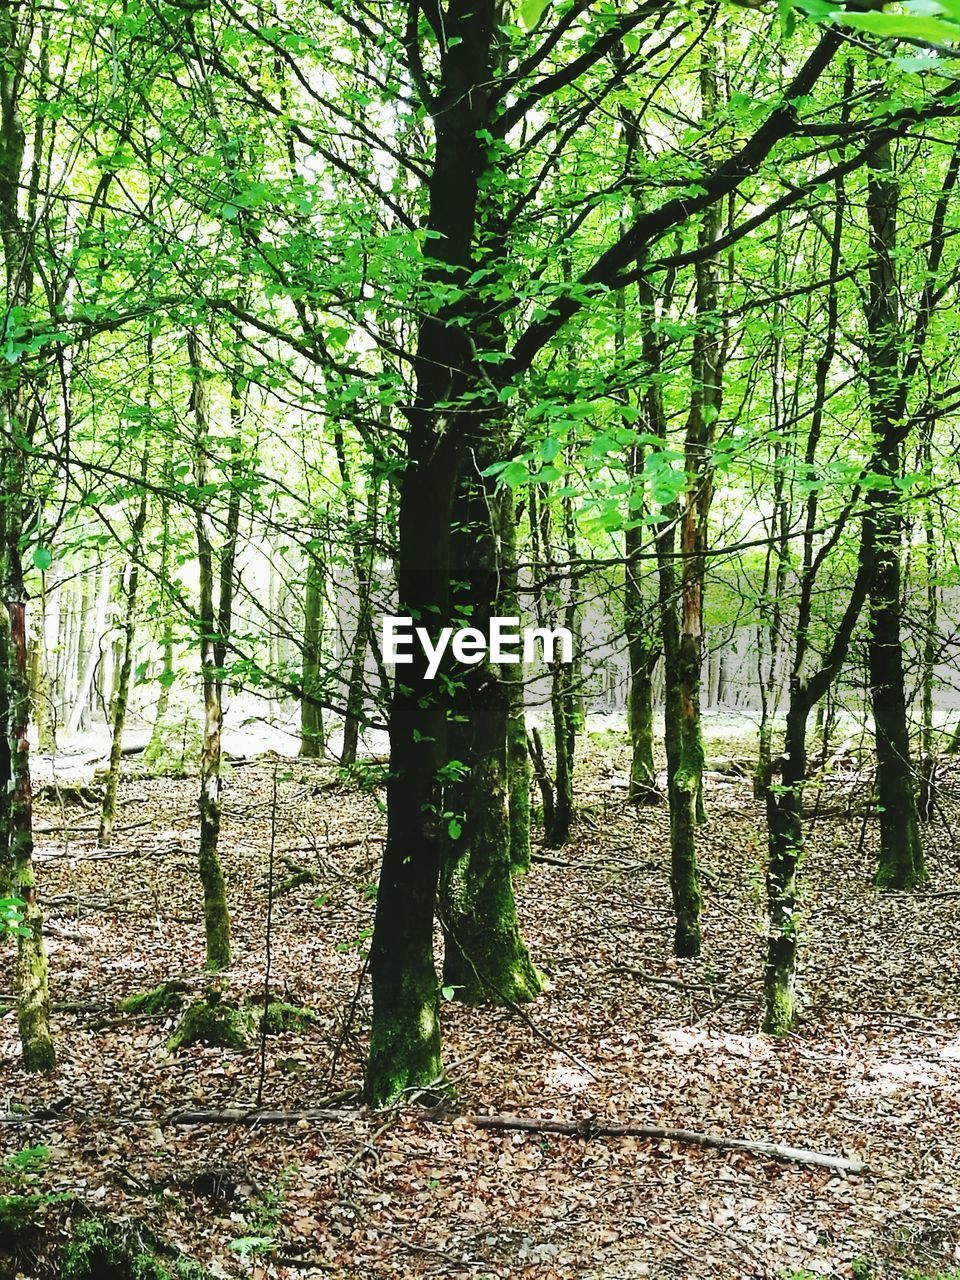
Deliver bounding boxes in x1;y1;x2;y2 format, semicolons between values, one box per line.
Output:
365;970;445;1109
166;992;256;1052
119;981;188;1015
669;755;704;959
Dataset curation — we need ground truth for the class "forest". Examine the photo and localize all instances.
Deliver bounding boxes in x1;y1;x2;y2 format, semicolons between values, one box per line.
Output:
2;0;960;1275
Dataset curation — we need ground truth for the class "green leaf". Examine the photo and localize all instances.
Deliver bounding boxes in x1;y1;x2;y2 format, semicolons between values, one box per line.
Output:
447;816;462;840
840;10;960;41
228;1236;275;1256
519;0;550;29
32;546;52;572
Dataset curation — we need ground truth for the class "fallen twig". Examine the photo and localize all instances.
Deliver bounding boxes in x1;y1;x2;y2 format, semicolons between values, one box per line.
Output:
467;1113;866;1174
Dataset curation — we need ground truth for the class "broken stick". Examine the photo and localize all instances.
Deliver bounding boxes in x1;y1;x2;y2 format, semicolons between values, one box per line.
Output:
468;1113;865;1174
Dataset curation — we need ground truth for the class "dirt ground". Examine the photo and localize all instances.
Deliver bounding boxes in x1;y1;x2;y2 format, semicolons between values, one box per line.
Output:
2;721;960;1279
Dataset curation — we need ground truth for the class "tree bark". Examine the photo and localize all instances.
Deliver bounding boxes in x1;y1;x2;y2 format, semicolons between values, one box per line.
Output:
300;532;325;759
99;454;148;847
440;472;540;1005
366;0;500;1107
189;330;232;971
863;140;924;890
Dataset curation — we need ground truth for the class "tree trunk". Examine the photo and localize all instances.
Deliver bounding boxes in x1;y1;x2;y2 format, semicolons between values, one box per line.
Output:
763;698;807;1034
99;463;148;847
440;473;540;1005
0;7;54;1071
366;0;499;1107
642;279;704;959
502;493;531;871
863;140;924;890
919;432;937;823
66;558;111;738
300;534;325;759
189;331;232;971
36;568;59;753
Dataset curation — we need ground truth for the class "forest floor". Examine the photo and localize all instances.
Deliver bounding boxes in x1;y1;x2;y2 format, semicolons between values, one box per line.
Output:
2;718;960;1280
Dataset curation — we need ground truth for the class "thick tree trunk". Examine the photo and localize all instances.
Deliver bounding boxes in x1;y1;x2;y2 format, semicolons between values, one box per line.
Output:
440;474;540;1005
366;0;499;1107
300;536;325;759
367;443;457;1106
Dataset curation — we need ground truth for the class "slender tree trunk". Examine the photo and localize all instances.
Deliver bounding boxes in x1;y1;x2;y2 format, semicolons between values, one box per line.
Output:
147;438;174;763
919;428;937;822
333;429;379;768
189;331;232;971
625;476;659;805
763;697;807;1034
66;558;110;738
99;458;148;847
300;533;325;759
0;6;54;1070
36;569;58;753
501;492;531;871
863;140;924;889
634;267;705;958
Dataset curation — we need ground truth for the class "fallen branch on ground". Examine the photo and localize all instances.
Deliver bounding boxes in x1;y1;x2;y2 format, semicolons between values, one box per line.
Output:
467;1113;866;1174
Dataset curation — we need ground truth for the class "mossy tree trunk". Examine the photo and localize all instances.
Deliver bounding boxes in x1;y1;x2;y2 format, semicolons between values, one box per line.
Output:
762;152;873;1035
440;472;540;1005
300;529;325;759
863;139;925;890
366;0;502;1107
763;698;807;1035
36;563;60;754
188;330;233;972
626;626;659;805
641;272;703;958
620;280;660;807
0;7;54;1072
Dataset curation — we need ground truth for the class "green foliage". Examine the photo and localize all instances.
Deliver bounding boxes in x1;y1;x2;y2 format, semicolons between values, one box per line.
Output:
61;1217;209;1280
0;895;29;939
227;1168;293;1261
